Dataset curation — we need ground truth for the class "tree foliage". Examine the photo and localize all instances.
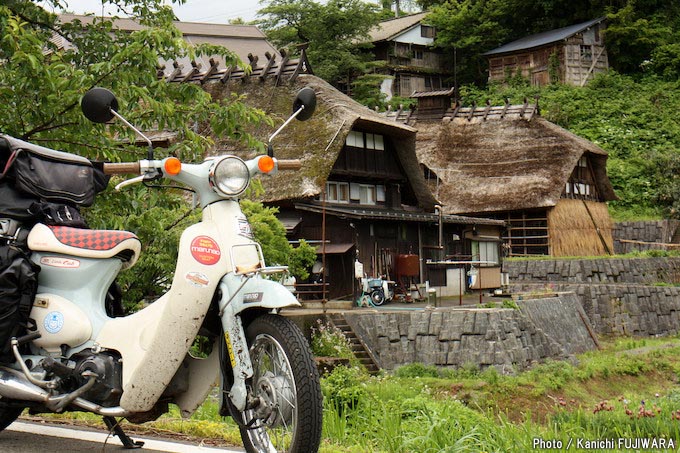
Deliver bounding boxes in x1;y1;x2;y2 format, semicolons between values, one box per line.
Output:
257;0;382;84
0;1;273;307
240;200;317;281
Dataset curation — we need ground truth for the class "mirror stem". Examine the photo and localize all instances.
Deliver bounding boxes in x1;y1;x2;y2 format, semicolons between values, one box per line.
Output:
110;109;154;159
268;106;304;144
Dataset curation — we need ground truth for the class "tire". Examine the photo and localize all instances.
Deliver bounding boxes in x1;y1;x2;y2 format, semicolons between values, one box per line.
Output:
238;314;322;453
0;406;23;431
370;289;386;306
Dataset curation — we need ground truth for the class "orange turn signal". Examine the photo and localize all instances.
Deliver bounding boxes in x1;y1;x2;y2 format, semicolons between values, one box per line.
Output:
258;155;275;174
164;157;182;175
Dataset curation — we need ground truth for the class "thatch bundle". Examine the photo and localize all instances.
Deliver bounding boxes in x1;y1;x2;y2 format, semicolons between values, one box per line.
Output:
548;199;613;256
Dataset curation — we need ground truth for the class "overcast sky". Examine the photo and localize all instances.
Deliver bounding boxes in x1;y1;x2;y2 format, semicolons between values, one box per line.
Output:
40;0;262;24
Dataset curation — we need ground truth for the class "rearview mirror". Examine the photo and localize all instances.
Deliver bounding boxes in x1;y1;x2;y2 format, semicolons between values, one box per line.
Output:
292;87;316;121
81;87;118;123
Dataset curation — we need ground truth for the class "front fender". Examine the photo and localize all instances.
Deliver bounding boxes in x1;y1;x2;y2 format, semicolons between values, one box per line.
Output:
219;272;301;315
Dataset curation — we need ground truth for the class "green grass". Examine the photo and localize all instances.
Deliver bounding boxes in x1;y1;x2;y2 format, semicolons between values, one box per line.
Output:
30;336;680;452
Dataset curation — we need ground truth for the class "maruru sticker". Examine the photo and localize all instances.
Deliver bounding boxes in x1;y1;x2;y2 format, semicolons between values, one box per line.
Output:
190;236;221;265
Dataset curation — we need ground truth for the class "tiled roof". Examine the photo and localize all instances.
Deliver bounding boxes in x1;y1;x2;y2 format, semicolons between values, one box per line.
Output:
483;17;606;56
368;12;430;43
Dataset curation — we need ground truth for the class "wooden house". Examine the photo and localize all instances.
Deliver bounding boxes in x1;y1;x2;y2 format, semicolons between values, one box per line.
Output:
365;12;452;99
395;96;618;257
56;14;281;78
159;47;503;300
483;17;608;87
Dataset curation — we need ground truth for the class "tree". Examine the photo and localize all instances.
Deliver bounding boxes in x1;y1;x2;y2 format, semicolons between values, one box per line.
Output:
257;0;382;86
0;1;270;307
240;200;317;281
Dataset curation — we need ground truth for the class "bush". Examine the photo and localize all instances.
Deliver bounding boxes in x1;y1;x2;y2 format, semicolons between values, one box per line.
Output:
395;362;440;379
322;365;368;412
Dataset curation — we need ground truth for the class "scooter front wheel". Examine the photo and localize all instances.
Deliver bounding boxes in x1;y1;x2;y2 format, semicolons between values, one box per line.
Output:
239;314;322;453
370;289;386;306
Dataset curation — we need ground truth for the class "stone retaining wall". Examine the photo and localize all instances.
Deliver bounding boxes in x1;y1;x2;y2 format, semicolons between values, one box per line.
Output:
612;220;679;254
504;257;680;337
509;283;680;337
503;257;680;285
342;292;597;372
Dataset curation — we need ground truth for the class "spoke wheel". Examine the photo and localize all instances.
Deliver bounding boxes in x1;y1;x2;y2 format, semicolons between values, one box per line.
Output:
239;315;322;453
371;289;386;306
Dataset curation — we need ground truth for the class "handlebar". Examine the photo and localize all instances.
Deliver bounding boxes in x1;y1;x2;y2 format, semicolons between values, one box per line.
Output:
103;162;141;175
103;158;301;175
276;159;302;171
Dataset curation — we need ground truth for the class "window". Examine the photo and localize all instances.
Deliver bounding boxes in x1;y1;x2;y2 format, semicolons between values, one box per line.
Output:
364;133;385;150
345;130;363;148
424;76;441;90
346;131;384;151
376;185;386;202
421;25;435;39
359;185;376;205
580;45;592;61
326;182;349;203
472;241;499;265
413;50;424;60
578;156;588;167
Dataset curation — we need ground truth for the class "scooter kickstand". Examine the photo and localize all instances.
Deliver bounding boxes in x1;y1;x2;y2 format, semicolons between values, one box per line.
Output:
103;416;145;449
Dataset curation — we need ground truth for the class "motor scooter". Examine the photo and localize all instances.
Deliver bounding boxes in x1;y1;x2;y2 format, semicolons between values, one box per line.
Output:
0;86;322;453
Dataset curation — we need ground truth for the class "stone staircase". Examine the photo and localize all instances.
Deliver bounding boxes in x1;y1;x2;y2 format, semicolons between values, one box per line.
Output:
328;313;380;374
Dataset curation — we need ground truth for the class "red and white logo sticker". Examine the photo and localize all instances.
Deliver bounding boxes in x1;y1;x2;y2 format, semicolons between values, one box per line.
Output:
190;236;221;265
40;257;80;269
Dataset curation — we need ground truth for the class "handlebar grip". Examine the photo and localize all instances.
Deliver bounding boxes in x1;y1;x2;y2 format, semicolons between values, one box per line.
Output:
276;159;302;171
103;162;141;175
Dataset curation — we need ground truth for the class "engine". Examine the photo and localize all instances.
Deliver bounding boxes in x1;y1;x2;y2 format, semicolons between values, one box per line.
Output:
42;351;123;407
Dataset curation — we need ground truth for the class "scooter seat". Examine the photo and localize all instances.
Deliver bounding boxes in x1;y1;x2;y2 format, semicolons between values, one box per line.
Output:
28;223;141;269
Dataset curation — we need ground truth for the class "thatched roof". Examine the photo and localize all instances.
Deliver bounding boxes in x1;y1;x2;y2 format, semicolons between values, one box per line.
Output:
203;74;437;209
414;112;617;215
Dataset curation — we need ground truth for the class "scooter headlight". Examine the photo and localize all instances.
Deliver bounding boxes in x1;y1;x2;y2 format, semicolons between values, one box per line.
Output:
209;156;250;197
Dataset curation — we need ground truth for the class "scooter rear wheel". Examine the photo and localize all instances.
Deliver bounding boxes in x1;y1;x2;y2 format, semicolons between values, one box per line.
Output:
238;314;322;453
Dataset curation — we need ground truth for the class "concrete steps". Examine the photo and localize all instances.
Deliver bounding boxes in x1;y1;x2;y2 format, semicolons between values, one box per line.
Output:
328;313;380;374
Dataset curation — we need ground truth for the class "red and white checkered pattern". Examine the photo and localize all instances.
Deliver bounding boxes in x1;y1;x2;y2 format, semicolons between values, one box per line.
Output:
48;226;138;251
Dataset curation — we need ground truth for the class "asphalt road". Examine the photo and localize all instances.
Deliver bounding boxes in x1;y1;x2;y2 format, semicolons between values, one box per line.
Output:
0;420;244;453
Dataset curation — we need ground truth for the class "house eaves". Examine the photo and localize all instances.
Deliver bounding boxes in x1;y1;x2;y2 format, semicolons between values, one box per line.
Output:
368;12;431;43
295;203;505;226
482;17;606;56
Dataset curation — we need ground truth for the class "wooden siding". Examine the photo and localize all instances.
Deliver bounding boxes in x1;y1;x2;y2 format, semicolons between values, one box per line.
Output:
487;24;608;87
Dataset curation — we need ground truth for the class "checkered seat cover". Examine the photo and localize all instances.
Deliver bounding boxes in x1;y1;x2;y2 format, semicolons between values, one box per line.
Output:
28;223;141;269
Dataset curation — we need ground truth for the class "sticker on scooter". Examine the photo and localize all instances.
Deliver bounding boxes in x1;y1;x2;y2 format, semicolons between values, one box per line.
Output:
190;236;221;265
237;215;253;238
185;271;210;288
40;256;80;268
243;292;263;303
44;311;65;334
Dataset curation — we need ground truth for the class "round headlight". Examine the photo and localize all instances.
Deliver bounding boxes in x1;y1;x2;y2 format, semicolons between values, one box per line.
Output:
209;156;250;197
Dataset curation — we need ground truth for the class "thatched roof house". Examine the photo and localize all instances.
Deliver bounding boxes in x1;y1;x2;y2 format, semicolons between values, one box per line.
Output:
390;98;617;257
416;110;616;214
204;74;437;210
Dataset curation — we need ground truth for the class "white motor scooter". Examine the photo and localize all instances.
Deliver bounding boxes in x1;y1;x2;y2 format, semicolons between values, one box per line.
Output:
0;87;322;453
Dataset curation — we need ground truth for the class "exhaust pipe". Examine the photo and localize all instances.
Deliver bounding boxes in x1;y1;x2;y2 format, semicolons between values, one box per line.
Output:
0;368;49;402
0;368;129;417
